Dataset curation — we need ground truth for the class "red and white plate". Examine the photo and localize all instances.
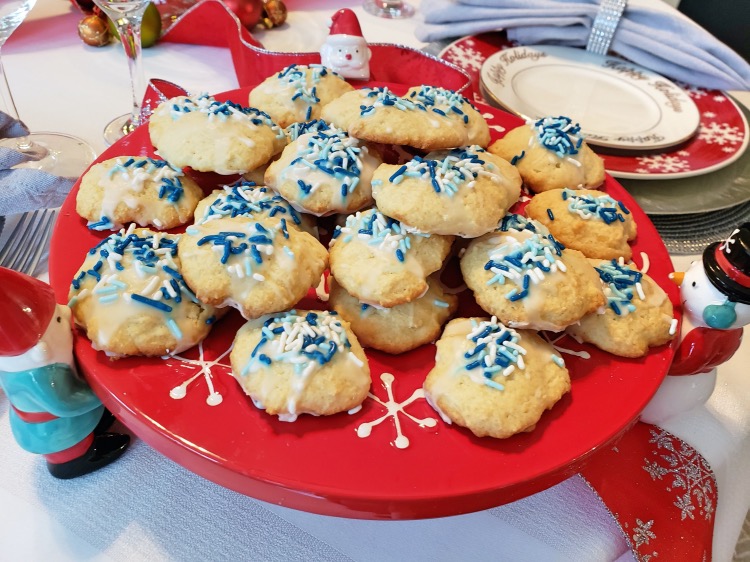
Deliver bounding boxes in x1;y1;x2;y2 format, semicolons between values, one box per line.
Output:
49;85;679;520
441;33;749;180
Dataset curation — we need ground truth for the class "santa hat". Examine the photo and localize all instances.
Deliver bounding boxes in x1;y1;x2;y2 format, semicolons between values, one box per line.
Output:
328;9;364;40
0;267;57;357
703;222;750;305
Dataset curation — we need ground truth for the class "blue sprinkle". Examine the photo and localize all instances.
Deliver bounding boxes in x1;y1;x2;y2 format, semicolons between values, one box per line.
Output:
131;293;173;312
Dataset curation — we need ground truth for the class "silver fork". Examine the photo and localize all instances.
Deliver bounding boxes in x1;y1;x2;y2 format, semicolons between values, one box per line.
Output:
0;208;58;275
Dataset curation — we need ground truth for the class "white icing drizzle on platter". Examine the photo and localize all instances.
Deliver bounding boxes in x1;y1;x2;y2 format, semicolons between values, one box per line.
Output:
543;333;592;360
356;372;437;449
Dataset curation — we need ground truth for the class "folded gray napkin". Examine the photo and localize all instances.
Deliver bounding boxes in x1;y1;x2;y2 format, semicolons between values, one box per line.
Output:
0;113;75;216
416;0;750;92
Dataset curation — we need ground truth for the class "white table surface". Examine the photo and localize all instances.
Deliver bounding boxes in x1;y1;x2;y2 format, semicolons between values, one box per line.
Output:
1;0;749;560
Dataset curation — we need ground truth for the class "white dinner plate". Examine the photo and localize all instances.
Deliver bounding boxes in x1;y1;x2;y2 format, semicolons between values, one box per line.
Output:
479;45;701;151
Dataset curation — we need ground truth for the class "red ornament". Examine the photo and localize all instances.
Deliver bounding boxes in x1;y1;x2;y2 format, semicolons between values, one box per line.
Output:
69;0;97;14
223;0;263;30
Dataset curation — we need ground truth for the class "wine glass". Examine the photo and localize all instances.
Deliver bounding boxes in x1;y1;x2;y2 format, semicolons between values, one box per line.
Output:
362;0;414;19
0;0;96;178
91;0;150;145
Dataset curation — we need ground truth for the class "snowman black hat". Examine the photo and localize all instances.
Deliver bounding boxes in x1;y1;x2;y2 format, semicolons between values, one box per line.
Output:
702;222;750;305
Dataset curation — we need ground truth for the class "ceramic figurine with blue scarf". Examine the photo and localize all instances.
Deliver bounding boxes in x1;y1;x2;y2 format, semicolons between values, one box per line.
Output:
0;267;129;479
641;223;750;424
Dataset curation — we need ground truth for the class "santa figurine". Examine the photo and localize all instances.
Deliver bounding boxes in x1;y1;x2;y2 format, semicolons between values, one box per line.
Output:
320;8;371;81
641;223;750;424
0;267;130;479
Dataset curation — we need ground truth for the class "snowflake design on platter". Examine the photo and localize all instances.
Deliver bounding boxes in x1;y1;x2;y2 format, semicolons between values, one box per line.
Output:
444;42;485;72
635;154;691;174
166;341;234;406
622;518;658;561
355;372;437;449
481;112;506;133
686;87;708;99
642;428;716;522
702;111;717;119
699;121;744;146
713;95;727;103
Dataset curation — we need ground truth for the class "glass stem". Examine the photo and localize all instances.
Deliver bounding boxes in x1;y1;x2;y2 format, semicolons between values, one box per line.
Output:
112;12;146;132
0;49;34;152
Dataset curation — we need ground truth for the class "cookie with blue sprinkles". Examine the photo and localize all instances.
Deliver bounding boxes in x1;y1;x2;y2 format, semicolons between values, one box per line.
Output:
371;146;522;237
67;226;217;357
76;156;204;231
149;93;287;175
525;188;637;260
248;64;355;128
321;87;482;150
193;180;318;237
488;116;605;194
229;309;370;422
423;317;570;439
460;224;605;331
566;259;675;357
328;208;454;308
405;85;490;148
329;275;458;354
264;124;382;216
177;216;328;319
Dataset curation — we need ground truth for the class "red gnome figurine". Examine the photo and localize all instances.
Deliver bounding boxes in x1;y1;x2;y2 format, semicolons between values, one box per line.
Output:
320;9;371;80
0;267;129;479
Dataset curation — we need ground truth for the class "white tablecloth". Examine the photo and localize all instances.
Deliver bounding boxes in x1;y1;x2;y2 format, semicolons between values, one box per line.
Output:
1;1;748;560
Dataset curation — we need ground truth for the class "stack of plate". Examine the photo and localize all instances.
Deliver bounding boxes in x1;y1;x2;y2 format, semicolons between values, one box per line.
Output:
437;33;750;254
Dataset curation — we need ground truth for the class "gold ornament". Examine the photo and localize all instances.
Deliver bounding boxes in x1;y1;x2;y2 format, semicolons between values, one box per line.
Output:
78;14;111;47
261;0;287;28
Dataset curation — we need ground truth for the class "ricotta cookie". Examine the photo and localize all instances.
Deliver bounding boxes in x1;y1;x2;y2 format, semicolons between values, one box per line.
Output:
488;116;605;193
178;217;327;319
371;146;521;237
424;317;570;439
321;87;485;151
193;180;317;236
264;124;382;216
68;226;217;357
329;275;458;354
230;310;370;421
248;64;354;128
329;208;454;307
460;215;605;331
149;93;287;175
77;156;204;231
525;188;637;260
566;259;676;357
405;85;490;147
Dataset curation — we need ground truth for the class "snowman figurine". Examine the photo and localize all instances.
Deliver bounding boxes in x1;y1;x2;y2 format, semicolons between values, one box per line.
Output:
320;8;371;81
641;223;750;424
0;267;130;479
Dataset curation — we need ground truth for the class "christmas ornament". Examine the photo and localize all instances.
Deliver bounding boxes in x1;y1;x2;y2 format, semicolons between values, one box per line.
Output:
223;0;263;30
641;223;750;424
0;267;130;479
107;2;162;48
320;8;371;80
69;0;96;14
78;14;111;47
260;0;287;29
